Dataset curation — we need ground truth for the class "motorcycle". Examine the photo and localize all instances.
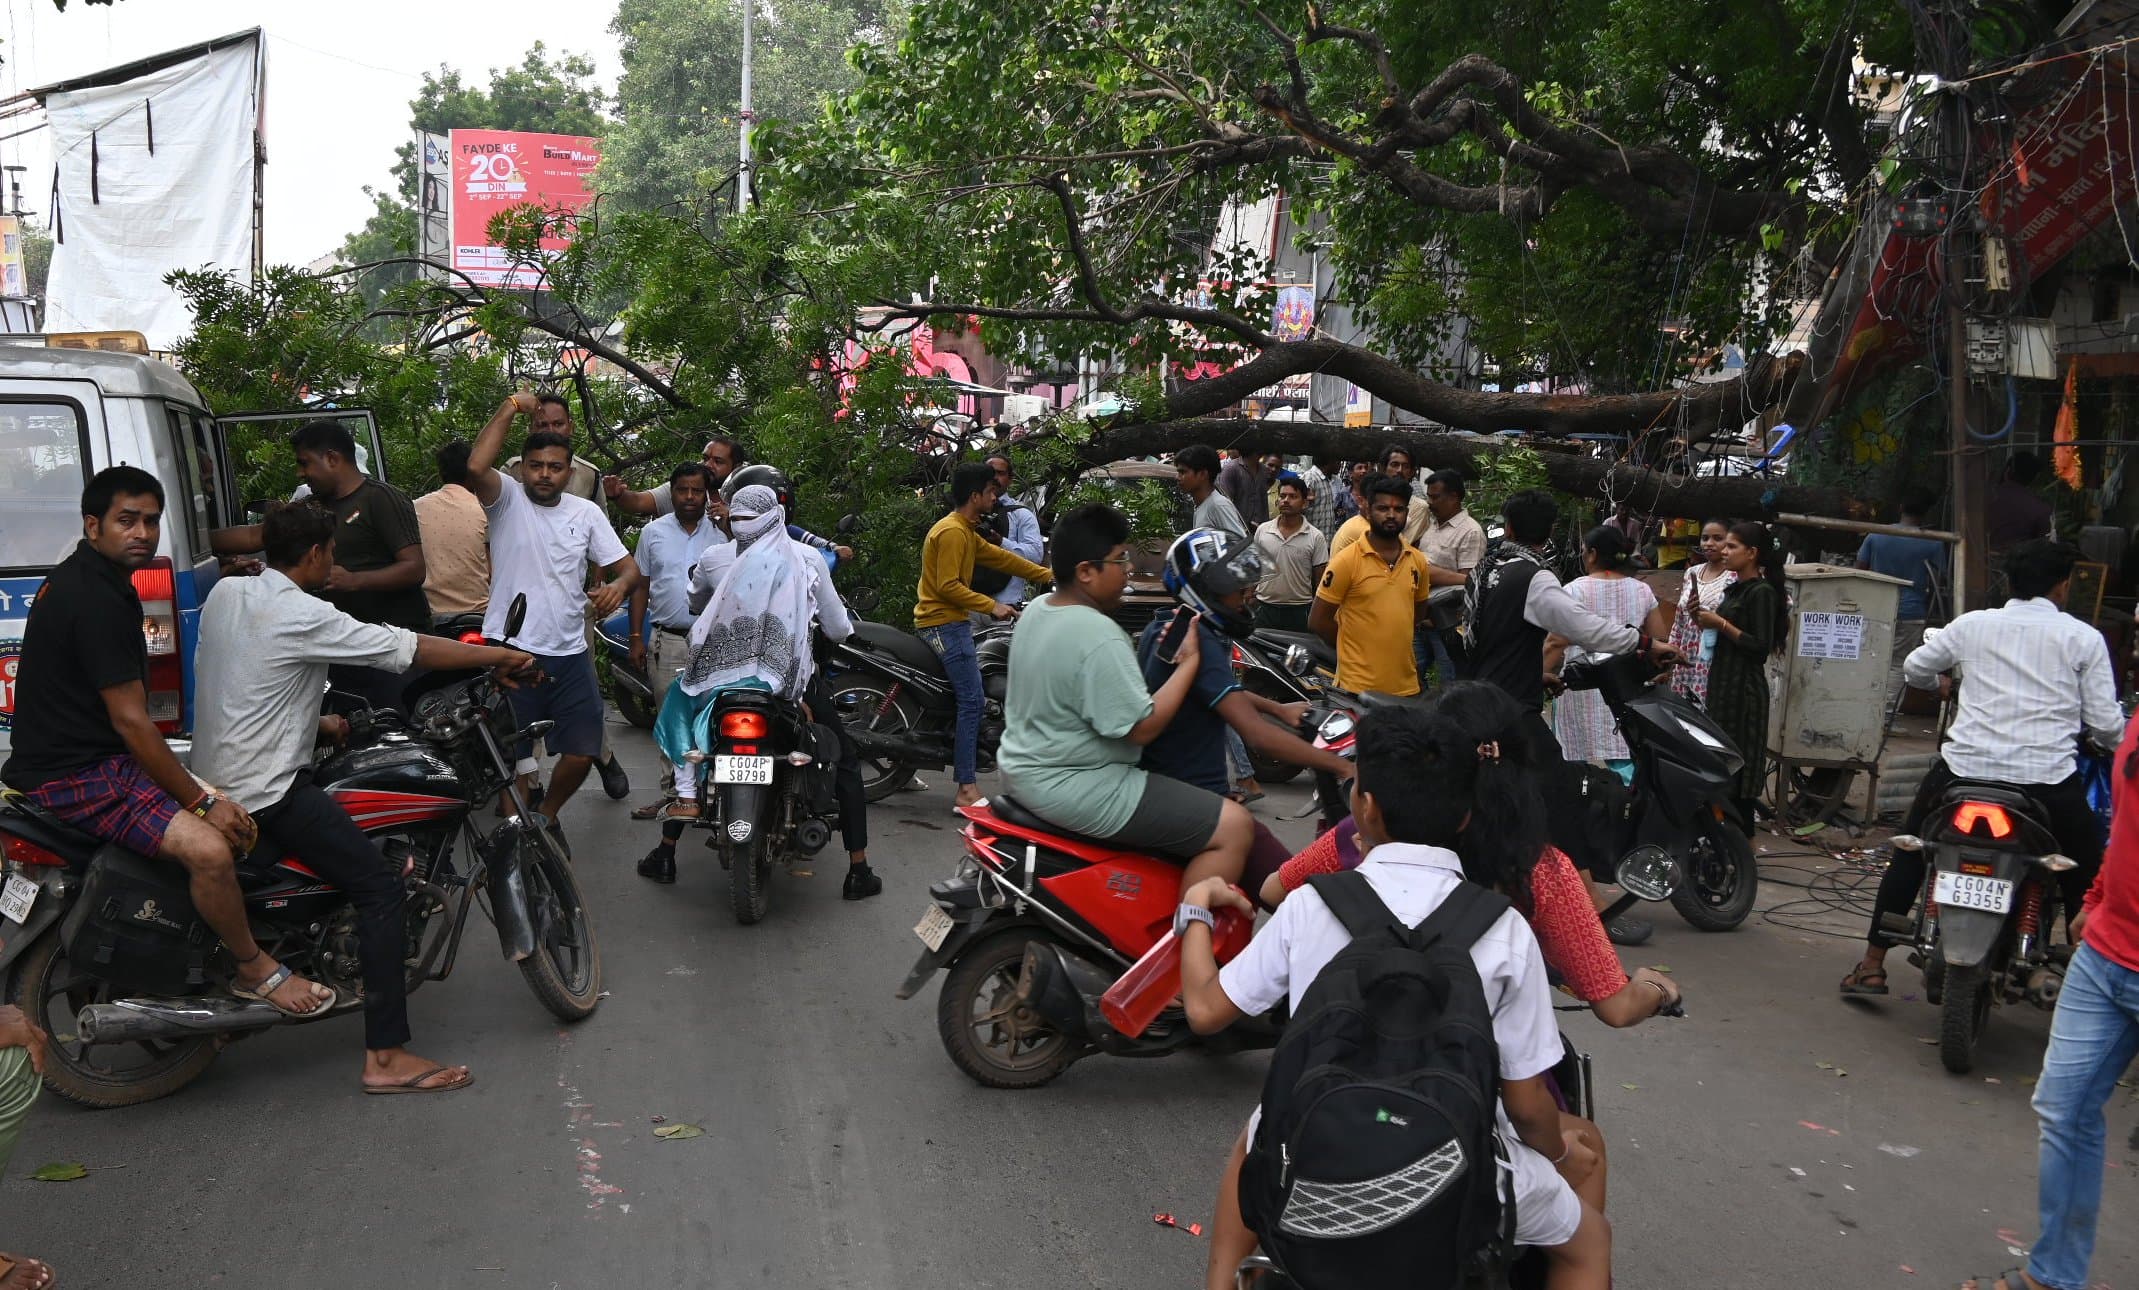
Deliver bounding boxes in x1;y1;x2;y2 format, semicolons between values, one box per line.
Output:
673;688;844;925
899;795;1280;1088
1884;785;2081;1074
1235;850;1686;1290
593;607;659;730
822;618;1014;801
1555;652;1758;933
1230;633;1321;785
0;595;602;1108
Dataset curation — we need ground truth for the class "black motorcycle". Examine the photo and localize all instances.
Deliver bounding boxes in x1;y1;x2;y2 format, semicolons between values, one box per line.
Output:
1884;784;2081;1074
1557;652;1758;932
822;619;1013;800
0;596;602;1108
673;688;843;925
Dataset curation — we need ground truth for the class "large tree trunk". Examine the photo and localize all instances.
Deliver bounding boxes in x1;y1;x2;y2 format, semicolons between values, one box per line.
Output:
1078;419;1851;522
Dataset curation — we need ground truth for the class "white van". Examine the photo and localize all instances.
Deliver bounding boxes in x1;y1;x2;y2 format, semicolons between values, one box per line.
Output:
0;337;383;759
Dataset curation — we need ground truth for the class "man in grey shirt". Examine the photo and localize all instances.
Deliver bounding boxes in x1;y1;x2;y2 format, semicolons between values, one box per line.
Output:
192;502;532;1094
1174;443;1247;540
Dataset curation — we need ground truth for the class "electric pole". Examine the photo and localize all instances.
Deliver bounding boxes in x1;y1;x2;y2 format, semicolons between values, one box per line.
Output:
738;0;756;212
1939;2;1988;611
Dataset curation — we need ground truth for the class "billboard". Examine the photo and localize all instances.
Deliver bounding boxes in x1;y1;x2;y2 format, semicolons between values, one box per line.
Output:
447;129;601;289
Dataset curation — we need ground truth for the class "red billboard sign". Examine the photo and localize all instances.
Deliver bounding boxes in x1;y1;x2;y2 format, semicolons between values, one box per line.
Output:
447;129;601;289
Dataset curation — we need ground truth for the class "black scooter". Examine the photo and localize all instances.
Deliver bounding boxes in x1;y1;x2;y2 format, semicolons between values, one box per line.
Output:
821;621;1013;800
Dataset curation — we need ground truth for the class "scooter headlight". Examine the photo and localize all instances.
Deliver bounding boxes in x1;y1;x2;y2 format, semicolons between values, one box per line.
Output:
1674;715;1726;751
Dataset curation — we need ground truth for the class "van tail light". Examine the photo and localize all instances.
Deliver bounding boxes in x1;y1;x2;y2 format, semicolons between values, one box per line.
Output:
720;711;769;739
3;832;67;867
1952;801;2014;840
131;557;184;734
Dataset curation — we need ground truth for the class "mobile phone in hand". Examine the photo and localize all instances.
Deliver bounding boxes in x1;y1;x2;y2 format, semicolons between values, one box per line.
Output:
1156;607;1195;664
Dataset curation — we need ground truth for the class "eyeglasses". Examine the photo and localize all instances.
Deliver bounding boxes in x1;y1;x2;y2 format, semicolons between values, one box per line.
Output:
1089;555;1134;570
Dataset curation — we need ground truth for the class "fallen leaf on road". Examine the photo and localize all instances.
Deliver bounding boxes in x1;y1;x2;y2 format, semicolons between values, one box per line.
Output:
654;1123;704;1140
1877;1143;1921;1159
30;1162;86;1182
1651;965;1672;974
1622;1083;1641;1091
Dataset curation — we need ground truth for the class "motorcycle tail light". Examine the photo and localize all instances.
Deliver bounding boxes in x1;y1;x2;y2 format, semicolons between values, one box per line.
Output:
729;743;759;755
1953;801;2014;839
2;833;65;867
458;631;484;645
720;711;770;739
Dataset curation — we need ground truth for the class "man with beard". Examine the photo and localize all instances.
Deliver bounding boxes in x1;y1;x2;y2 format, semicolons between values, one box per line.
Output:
1308;475;1433;697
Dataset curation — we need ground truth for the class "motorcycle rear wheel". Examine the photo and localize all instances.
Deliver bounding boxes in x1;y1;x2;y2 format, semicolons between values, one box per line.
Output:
1938;961;1992;1075
827;674;921;801
1670;813;1759;932
613;683;656;731
5;931;218;1108
727;833;772;925
514;830;603;1021
937;929;1076;1089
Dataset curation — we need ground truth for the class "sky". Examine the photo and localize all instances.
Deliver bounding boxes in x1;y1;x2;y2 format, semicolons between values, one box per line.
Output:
0;0;624;265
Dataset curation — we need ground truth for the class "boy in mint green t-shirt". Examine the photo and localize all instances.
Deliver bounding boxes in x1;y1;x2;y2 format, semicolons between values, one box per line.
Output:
996;505;1251;891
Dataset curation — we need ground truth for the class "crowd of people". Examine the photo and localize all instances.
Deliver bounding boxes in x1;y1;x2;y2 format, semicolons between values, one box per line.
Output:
1;402;2132;1289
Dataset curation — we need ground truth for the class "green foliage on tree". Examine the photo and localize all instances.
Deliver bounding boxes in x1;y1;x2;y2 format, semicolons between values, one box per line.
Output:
601;0;893;213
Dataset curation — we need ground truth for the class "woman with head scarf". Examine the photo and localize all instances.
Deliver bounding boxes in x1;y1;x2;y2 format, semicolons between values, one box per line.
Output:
645;484;874;888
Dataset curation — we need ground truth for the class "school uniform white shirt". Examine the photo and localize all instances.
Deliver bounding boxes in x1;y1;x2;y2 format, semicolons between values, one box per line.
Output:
1217;841;1583;1248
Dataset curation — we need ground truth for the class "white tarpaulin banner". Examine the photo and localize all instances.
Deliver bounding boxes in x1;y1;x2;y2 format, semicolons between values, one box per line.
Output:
42;33;263;349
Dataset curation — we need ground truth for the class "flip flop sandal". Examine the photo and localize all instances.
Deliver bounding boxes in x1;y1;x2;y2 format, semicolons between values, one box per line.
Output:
0;1254;54;1290
231;964;337;1019
1839;966;1890;996
363;1065;475;1096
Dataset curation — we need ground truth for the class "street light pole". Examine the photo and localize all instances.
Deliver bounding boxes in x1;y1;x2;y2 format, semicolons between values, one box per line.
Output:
738;0;756;212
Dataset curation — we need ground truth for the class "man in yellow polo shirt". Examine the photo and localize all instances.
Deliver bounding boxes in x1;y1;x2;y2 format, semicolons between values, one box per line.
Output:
917;461;1053;807
1309;475;1433;695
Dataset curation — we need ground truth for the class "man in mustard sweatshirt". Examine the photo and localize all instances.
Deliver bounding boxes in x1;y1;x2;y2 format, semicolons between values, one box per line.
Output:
918;461;1054;807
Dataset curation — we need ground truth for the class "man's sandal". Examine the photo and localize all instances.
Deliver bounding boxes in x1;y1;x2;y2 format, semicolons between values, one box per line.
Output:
0;1252;55;1289
231;964;336;1018
1839;965;1889;996
1961;1272;2033;1290
363;1066;474;1096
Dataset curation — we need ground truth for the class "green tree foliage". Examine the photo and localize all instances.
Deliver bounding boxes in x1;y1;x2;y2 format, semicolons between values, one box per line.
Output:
601;0;892;213
334;44;610;299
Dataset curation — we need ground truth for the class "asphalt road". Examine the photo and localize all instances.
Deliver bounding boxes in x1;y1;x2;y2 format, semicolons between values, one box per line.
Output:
6;724;2135;1290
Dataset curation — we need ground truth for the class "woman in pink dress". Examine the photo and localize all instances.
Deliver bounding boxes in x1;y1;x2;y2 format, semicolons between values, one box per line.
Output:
1666;519;1736;706
1551;526;1669;779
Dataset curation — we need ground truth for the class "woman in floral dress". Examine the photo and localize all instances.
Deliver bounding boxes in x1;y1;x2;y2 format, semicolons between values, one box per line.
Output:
1667;519;1735;706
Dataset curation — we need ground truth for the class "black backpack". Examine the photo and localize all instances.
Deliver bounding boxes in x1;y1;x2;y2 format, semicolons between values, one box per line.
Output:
1239;872;1517;1290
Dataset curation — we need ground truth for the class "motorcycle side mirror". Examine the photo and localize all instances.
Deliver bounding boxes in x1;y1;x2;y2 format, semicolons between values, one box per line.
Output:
836;513;860;535
504;593;528;641
1283;644;1313;677
1615;845;1680;902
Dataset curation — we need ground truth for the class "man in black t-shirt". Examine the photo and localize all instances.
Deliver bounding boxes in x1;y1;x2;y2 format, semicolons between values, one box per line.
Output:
214;420;431;709
3;467;334;1020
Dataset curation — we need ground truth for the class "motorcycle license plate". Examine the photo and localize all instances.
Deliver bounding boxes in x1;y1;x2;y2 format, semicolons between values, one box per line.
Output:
914;904;956;952
713;755;775;785
0;874;36;925
1935;870;2013;915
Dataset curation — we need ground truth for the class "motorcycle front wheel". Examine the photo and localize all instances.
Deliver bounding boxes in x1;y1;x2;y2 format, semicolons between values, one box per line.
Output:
515;830;603;1021
5;930;218;1108
826;673;921;801
937;929;1077;1089
1671;812;1759;932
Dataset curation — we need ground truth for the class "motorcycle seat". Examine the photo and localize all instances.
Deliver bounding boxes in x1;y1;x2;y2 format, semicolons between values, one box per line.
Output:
848;620;946;680
987;794;1124;855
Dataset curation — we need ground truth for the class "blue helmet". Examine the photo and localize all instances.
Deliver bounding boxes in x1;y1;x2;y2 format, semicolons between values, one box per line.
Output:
1164;527;1264;640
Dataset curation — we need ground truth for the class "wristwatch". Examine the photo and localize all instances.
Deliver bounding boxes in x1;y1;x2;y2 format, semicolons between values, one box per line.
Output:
190;792;219;820
1173;903;1217;939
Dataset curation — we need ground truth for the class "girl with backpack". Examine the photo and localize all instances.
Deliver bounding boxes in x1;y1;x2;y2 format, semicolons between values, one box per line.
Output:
1176;701;1615;1290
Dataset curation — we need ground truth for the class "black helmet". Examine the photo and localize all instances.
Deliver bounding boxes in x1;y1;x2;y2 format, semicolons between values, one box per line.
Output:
722;463;793;510
1164;527;1263;640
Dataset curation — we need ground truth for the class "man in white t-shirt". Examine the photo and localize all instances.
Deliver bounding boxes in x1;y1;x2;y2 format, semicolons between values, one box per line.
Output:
467;392;642;825
1177;703;1611;1290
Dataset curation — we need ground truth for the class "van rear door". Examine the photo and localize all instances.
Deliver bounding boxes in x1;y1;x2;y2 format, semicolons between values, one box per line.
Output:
211;409;387;506
0;381;108;748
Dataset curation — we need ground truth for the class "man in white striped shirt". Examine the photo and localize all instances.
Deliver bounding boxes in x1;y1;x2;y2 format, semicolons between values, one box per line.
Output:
1840;540;2123;997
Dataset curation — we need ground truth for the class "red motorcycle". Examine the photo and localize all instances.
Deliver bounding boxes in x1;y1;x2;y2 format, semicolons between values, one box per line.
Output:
899;796;1279;1088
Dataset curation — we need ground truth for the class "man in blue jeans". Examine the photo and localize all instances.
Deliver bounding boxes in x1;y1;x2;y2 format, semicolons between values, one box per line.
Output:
1962;709;2139;1290
915;461;1052;807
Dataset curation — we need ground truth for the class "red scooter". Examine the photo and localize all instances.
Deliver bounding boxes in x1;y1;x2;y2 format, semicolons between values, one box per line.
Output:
899;795;1281;1088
